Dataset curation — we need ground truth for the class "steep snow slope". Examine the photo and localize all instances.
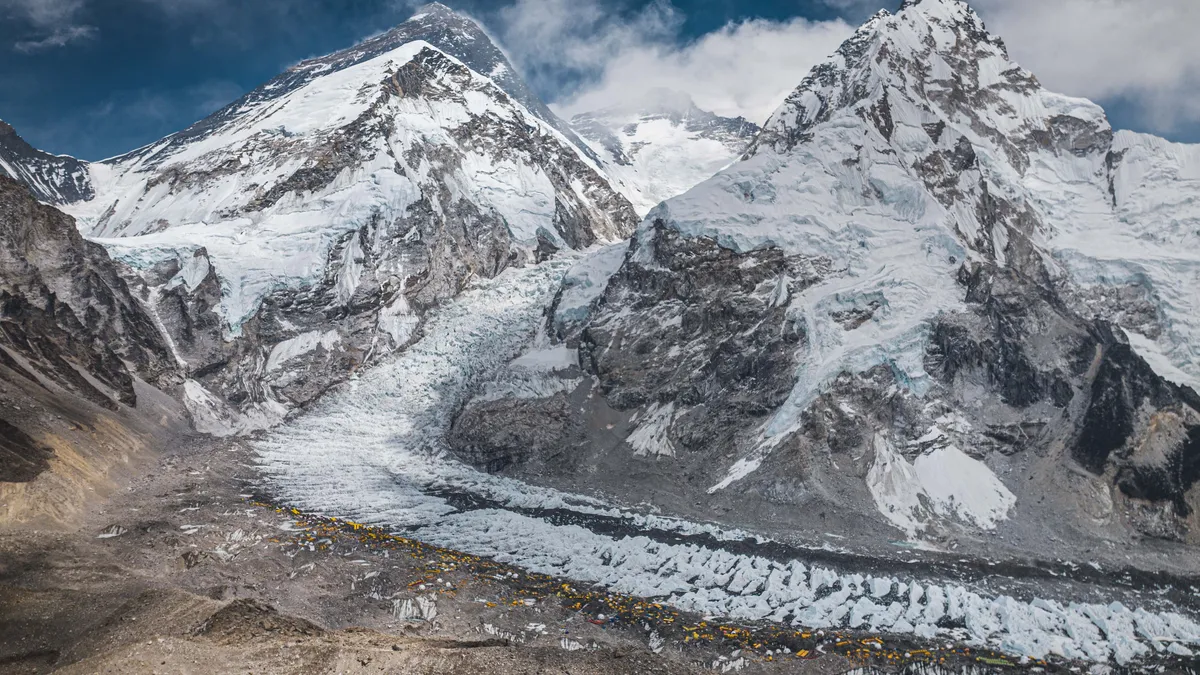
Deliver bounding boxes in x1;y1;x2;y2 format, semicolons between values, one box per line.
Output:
62;6;637;431
72;38;630;324
450;0;1200;548
1053;130;1200;392
570;90;759;215
257;257;1200;668
0;120;92;205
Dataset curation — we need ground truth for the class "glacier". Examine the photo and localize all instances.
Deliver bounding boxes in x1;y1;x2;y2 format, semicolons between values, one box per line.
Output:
254;255;1200;667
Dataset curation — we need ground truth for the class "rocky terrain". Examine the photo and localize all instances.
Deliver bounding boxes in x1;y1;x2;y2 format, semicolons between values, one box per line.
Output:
0;176;173;411
0;433;711;675
3;426;1076;675
0;122;92;205
0;175;187;526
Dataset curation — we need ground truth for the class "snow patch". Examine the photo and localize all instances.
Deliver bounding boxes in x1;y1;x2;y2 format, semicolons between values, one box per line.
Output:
552;241;628;332
868;433;1015;535
914;445;1016;530
1126;330;1200;393
627;402;680;458
166;252;211;293
266;331;341;372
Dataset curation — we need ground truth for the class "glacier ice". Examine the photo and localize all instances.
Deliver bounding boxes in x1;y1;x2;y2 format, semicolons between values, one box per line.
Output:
255;257;1200;667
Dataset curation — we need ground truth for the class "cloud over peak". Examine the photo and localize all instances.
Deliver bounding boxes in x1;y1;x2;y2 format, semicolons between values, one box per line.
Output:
486;0;854;124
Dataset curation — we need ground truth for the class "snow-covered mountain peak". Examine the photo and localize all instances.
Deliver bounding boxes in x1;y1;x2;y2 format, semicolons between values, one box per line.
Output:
58;10;637;430
488;0;1200;548
897;0;973;16
407;1;456;17
71;33;633;298
754;0;1081;173
107;2;591;170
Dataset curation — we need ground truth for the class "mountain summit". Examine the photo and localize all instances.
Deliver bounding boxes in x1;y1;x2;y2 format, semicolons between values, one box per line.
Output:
60;3;638;433
141;3;594;165
570;90;760;215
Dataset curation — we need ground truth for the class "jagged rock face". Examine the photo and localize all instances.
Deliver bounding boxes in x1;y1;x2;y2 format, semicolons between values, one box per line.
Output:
578;223;820;415
449;0;1200;546
0;120;93;205
0;176;173;411
62;9;637;433
448;222;825;483
570;90;760;215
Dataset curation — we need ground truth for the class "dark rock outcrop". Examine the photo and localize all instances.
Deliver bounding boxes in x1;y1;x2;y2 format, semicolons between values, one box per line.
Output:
0;175;174;410
0;418;53;482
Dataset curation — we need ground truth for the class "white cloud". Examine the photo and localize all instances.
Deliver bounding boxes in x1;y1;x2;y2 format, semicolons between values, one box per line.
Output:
488;0;854;124
1;0;95;50
14;23;95;52
1;0;84;24
490;0;678;98
971;0;1200;133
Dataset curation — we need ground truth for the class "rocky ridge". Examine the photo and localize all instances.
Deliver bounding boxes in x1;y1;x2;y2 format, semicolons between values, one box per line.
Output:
0;174;188;525
0;175;173;412
0;120;93;205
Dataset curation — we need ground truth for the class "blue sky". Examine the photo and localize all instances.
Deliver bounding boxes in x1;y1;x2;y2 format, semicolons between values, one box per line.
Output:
1;0;1196;160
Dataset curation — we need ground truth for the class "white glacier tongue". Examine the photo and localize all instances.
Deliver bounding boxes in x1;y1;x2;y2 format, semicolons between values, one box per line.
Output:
255;257;1200;667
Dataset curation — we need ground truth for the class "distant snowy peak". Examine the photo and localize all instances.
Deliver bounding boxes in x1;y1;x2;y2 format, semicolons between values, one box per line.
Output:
570;90;759;215
744;0;1200;385
0;120;92;205
574;89;760;154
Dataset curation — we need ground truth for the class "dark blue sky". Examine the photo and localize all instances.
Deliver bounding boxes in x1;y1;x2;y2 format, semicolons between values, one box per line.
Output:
0;0;1193;160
